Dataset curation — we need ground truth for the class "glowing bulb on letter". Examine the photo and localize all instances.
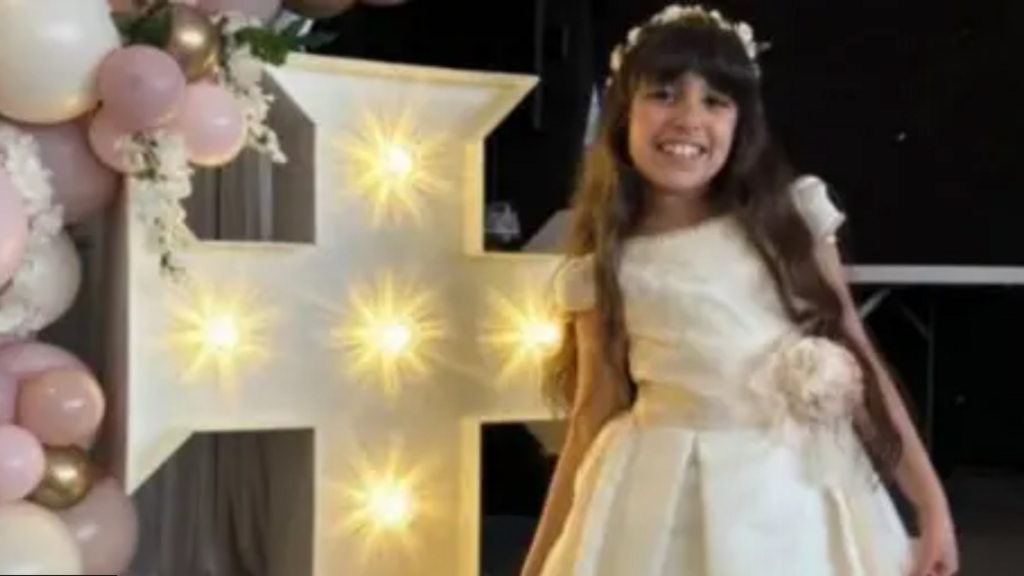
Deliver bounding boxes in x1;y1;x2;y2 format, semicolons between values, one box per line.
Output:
205;314;240;351
522;320;561;350
366;480;415;530
378;322;412;355
167;284;272;386
341;110;448;226
383;144;414;180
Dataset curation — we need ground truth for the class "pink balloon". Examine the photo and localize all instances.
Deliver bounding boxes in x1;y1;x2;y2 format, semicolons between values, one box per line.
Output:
0;370;15;424
173;82;246;167
198;0;280;20
97;46;186;132
17;369;105;448
10;119;118;223
87;111;135;173
0;167;28;287
0;335;27;348
0;340;87;383
59;477;138;575
0;424;44;503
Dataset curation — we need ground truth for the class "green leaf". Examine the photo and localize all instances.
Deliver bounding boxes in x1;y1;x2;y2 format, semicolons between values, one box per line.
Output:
111;13;138;37
130;9;173;47
235;27;296;66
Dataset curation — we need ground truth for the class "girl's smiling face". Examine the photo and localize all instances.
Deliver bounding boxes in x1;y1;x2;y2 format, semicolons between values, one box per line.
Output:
627;72;739;199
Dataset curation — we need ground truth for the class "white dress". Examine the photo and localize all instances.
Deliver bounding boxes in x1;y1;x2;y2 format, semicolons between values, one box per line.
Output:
540;177;912;576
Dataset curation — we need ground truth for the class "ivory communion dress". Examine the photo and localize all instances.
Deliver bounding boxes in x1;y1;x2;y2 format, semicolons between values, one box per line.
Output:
540;177;912;576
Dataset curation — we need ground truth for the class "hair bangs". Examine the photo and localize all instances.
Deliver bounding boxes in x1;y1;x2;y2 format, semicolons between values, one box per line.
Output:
625;22;758;101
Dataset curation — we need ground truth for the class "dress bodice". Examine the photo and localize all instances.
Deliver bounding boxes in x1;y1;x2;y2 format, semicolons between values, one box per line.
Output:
619;216;794;401
554;175;846;422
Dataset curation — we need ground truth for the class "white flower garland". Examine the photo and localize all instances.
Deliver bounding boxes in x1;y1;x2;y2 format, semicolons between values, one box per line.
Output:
129;12;287;281
0;124;64;336
217;12;287;164
123;130;196;281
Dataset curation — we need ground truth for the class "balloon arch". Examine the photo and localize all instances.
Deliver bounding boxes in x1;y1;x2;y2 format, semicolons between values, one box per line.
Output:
0;0;407;573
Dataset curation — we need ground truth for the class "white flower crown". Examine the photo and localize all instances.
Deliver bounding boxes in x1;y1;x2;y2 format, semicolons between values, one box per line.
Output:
608;4;764;78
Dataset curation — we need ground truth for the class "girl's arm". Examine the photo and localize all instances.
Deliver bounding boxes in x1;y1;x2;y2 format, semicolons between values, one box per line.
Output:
520;311;628;576
813;240;950;519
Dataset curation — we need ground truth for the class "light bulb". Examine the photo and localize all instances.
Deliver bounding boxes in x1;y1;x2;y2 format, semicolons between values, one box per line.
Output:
366;481;414;529
383;144;414;180
523;320;561;349
378;323;412;355
205;315;240;351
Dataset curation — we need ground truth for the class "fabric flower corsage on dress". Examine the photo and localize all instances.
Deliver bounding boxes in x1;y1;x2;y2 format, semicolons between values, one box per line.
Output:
750;335;870;488
774;336;864;428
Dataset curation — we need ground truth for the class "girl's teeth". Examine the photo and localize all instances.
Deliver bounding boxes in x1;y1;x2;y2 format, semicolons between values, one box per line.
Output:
660;143;703;158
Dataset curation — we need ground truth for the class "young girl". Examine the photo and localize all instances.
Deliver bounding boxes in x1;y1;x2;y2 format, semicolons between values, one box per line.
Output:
521;5;958;576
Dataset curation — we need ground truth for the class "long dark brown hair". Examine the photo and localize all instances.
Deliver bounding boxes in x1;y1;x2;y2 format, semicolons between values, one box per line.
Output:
545;16;902;475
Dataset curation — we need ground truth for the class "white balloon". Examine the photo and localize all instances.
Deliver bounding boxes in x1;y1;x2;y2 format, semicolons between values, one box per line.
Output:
0;0;122;124
0;232;83;336
0;501;83;575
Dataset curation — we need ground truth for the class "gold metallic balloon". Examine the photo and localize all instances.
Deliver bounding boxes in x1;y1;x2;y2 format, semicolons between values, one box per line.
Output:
28;445;97;511
164;5;222;82
283;0;358;19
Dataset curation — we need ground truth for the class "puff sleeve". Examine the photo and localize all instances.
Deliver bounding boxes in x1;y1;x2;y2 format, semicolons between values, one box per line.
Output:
553;255;596;313
790;175;846;242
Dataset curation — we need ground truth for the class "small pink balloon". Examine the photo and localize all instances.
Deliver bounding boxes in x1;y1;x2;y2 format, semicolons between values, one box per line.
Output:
198;0;281;20
172;82;246;167
0;370;15;424
88;111;135;173
11;120;118;223
59;477;139;575
17;369;105;448
0;344;95;448
0;424;45;503
0;167;28;287
97;46;186;132
0;340;87;383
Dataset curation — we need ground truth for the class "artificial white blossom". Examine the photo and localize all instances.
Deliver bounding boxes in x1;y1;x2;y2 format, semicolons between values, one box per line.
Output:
124;131;196;281
749;334;870;488
0;124;64;336
215;12;287;163
772;337;864;426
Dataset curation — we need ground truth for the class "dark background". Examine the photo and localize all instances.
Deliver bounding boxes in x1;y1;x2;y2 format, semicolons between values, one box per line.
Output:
311;2;1024;573
316;0;1024;266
